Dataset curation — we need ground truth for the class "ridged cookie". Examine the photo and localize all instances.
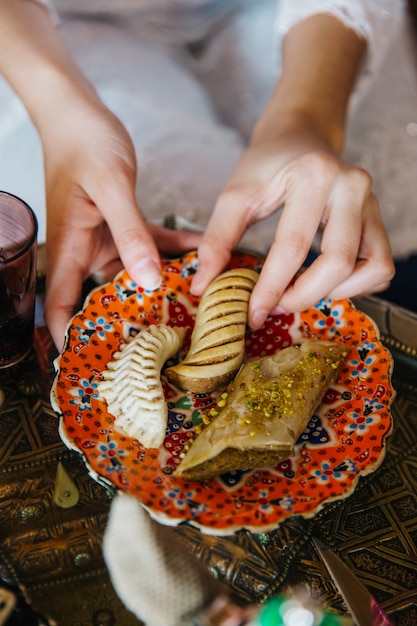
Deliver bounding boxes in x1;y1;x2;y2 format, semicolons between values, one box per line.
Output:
165;267;259;393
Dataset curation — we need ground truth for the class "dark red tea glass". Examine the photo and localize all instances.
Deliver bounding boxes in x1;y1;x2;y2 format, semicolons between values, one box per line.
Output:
0;191;37;368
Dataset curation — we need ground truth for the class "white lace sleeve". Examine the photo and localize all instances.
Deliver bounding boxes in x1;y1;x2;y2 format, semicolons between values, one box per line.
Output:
276;0;402;76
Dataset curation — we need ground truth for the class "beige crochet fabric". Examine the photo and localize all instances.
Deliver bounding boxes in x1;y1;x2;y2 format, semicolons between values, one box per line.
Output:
103;494;229;626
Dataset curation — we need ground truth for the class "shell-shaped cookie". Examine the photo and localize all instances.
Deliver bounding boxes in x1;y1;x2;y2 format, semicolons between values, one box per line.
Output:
99;324;186;448
165;267;259;393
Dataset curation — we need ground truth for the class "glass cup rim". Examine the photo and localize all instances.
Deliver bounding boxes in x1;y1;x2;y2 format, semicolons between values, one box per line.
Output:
0;190;38;266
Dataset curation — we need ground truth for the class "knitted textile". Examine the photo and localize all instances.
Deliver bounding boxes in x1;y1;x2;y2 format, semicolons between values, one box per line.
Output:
103;494;229;626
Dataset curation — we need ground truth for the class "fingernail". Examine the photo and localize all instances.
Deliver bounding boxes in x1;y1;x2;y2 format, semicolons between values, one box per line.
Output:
131;258;162;291
271;305;287;316
250;308;268;330
190;267;205;295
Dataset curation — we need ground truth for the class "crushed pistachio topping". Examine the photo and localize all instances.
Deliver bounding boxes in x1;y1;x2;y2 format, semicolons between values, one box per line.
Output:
192;346;345;440
217;392;228;408
207;391;229;419
244;352;323;422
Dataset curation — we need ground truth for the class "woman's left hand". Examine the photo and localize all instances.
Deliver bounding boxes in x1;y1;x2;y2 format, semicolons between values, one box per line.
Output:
191;127;394;330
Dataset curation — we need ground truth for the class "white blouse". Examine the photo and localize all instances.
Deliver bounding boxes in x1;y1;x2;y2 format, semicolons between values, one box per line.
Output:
9;0;416;260
36;0;400;69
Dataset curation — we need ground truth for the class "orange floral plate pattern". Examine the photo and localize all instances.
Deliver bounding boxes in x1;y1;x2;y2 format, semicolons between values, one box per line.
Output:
51;250;395;535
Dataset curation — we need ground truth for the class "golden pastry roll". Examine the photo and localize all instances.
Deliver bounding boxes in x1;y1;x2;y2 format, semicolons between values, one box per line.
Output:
175;340;349;481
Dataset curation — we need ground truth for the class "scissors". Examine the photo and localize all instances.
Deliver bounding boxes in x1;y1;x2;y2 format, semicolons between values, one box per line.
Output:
313;537;394;626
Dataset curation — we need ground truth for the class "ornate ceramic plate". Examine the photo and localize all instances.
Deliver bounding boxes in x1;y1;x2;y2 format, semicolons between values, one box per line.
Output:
51;251;395;535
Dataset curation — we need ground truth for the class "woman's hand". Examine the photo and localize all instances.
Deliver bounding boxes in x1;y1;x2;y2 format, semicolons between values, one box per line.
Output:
42;98;201;350
0;0;201;350
191;13;395;330
191;124;394;330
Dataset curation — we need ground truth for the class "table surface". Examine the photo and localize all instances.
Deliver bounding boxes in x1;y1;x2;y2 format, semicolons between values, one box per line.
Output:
1;290;417;626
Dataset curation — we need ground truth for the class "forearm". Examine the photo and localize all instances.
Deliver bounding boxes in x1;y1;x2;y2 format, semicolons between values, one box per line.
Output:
0;0;100;135
252;13;366;155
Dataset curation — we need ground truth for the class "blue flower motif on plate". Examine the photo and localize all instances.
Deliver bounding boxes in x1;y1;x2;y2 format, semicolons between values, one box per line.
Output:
313;299;346;337
345;403;382;435
312;458;357;483
98;439;128;472
75;316;114;343
68;378;100;410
